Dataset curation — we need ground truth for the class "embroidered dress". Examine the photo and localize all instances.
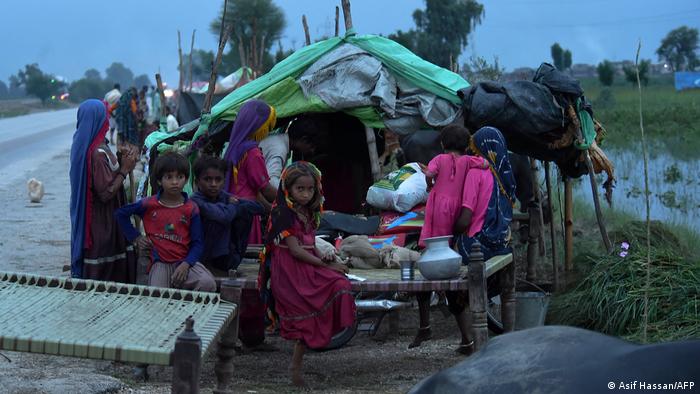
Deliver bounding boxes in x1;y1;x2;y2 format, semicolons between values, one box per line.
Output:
270;215;356;349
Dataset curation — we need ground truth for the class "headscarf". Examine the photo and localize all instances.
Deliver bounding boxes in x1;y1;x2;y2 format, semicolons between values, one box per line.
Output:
264;161;324;246
69;99;110;278
469;126;517;251
223;99;276;190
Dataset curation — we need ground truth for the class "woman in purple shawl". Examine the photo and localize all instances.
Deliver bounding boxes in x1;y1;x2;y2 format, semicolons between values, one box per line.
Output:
222;99;278;244
69;99;138;281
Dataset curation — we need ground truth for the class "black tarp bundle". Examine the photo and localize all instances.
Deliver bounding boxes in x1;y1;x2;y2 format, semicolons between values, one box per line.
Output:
176;91;227;125
459;63;592;178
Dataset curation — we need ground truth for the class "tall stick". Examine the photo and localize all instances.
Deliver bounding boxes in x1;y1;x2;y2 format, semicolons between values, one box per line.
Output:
341;0;353;31
335;6;340;36
203;25;231;114
583;151;612;253
365;126;381;182
564;177;574;271
188;29;196;91
635;41;651;343
302;15;311;46
202;0;231;115
177;30;184;95
529;158;546;256
545;162;559;291
155;73;167;120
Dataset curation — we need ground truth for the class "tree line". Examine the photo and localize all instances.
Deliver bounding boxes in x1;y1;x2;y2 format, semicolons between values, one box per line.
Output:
3;1;698;104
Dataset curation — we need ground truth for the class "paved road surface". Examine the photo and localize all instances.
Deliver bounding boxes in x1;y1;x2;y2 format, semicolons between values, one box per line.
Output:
0;108;77;187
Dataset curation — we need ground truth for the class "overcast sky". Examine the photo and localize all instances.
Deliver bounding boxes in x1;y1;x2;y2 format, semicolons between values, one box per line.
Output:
2;0;699;87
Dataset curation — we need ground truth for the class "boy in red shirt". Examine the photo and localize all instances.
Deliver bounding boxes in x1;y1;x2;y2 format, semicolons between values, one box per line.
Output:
116;151;216;291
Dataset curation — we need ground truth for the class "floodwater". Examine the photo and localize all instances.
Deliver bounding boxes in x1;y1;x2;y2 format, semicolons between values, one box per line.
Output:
573;142;700;234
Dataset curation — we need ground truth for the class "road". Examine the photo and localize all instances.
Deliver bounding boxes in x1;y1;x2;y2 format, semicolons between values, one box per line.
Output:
0;108;77;187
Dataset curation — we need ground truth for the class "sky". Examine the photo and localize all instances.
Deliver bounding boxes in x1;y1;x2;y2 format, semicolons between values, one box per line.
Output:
2;0;699;87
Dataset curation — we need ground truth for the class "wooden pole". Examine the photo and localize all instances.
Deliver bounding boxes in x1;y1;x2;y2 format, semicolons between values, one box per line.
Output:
365;126;381;182
177;30;184;96
202;22;232;114
564;177;574;271
188;29;196;91
584;151;613;253
341;0;353;31
302;15;311;46
335;6;340;36
529;158;546;257
545;162;559;291
155;73;167;120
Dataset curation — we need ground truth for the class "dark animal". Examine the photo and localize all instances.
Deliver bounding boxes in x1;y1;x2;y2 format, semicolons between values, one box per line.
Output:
409;326;699;394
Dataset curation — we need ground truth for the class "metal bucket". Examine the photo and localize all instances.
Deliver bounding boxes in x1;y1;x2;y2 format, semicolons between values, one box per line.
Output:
514;280;550;330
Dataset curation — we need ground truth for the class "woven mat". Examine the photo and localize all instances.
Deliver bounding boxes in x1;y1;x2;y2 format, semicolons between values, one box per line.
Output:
0;272;236;365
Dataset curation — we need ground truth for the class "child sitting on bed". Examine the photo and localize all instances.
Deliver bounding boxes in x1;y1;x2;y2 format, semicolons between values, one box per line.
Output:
116;151;216;292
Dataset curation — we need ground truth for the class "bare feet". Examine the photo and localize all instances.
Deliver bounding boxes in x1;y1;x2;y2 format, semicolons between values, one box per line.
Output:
289;366;308;389
408;326;432;348
456;340;475;356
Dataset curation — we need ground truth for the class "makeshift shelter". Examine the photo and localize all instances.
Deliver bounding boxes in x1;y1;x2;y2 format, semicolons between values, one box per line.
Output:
145;30;469;213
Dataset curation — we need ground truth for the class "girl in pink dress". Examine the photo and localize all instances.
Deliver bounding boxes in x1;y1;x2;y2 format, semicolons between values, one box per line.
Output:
264;161;356;387
223;99;278;244
419;124;486;247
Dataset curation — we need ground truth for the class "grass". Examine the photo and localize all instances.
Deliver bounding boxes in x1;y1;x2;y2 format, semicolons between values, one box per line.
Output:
545;193;700;343
579;77;700;160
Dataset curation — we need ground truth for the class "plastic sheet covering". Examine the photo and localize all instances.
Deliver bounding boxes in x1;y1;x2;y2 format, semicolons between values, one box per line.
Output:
299;43;461;134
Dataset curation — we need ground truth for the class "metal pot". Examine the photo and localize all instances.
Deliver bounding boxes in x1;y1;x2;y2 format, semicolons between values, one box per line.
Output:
417;236;462;280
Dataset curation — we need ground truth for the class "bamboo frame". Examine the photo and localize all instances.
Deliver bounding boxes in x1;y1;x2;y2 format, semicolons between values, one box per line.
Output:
365;126;381;182
302;15;311;46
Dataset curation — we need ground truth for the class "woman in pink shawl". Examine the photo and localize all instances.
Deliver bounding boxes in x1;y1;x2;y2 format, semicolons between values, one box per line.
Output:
222;99;278;244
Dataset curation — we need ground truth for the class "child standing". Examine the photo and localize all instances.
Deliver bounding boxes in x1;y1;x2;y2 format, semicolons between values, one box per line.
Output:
265;162;355;387
419;124;486;246
116;151;216;292
191;155;265;272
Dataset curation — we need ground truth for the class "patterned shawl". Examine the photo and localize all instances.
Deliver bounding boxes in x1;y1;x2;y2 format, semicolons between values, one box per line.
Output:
469;126;517;250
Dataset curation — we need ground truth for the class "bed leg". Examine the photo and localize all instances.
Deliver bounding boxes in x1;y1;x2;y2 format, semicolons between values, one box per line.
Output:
500;260;516;332
172;317;202;394
214;280;242;394
468;241;488;351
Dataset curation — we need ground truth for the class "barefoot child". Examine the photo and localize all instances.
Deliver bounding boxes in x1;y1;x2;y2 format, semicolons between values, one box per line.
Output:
191;155;265;272
419;124;486;247
264;161;356;387
115;151;216;292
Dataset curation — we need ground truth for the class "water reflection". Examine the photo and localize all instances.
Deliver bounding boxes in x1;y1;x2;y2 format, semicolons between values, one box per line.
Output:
572;143;700;233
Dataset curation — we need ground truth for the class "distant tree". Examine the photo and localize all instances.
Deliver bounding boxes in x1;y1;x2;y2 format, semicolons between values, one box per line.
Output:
389;0;484;69
461;55;504;83
563;50;572;70
551;43;564;70
656;26;699;71
274;40;294;64
8;75;25;98
105;62;134;88
133;74;152;90
84;68;102;80
0;80;8;98
623;60;650;86
16;63;65;104
180;49;215;82
68;78;110;103
211;0;286;75
597;60;615;86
